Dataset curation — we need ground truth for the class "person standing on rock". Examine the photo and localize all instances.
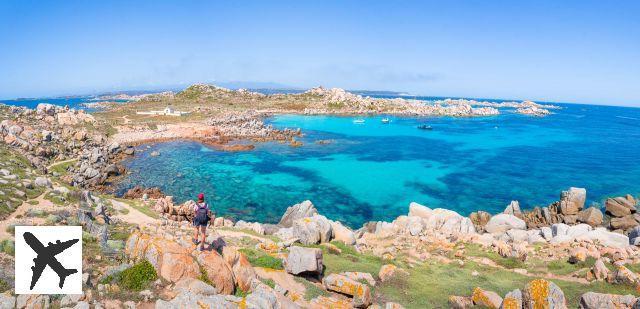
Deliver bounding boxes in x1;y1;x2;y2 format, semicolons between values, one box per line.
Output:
193;193;211;251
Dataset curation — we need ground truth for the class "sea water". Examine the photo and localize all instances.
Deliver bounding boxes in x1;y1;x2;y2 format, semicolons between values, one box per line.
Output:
117;103;640;227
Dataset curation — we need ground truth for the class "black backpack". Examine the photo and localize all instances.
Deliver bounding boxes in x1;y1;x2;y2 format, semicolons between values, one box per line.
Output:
195;203;209;222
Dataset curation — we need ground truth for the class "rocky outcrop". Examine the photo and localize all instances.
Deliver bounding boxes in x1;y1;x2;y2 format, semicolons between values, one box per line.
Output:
123;186;164;199
222;246;257;292
292;215;333;245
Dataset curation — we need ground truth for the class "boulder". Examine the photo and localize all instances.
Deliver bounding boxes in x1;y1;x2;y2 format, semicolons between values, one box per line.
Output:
566;224;593;238
610;265;640;285
586;228;630;248
522;279;566;309
504;201;522;217
610;215;638;231
551;223;569;237
469;211;491;233
408;202;432;219
124;232;201;284
577;207;603;227
579;292;637;309
173;278;218;296
195;250;236;295
222;247;257;292
292;215;332;244
0;294;16;309
472;287;503;308
34;176;51;188
559;187;586;215
421;208;476;236
568;247;588;264
606;197;636;218
629;226;640;245
590;259;609;281
279;200;318;228
502;289;523;309
284;246;323;275
485;214;526;234
155;291;237;308
379;264;402;282
330;220;356;245
343;272;376;286
322;274;372;308
449;296;474;309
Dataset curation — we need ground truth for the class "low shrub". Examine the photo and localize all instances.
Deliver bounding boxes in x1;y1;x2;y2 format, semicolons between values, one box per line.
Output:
118;260;158;291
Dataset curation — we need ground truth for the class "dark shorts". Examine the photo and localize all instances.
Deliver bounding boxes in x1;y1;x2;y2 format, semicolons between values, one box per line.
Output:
193;216;209;227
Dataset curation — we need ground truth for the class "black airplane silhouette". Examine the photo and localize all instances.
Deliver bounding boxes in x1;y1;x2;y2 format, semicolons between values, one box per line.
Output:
23;232;79;290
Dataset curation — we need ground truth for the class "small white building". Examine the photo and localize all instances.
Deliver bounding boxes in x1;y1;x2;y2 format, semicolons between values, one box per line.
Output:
136;106;189;116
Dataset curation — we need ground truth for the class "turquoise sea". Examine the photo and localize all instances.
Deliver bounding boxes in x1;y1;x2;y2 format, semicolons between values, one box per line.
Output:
116;103;640;228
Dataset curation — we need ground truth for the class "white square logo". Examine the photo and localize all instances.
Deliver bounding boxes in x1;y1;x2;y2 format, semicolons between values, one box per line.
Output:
14;226;83;294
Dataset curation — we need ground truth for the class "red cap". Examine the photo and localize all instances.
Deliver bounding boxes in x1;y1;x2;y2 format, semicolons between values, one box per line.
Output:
197;193;205;200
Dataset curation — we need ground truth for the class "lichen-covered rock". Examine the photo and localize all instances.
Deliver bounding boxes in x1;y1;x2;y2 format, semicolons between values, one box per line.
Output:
501;289;522;309
155;291;239;308
610;265;640;285
279;200;318;228
284;246;323;275
589;258;609;281
322;273;372;308
522;279;566;309
173;278;218;296
472;287;503;308
578;292;637;309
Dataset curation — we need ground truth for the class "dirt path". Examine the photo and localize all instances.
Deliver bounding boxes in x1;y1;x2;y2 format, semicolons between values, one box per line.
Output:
110;199;158;227
46;158;78;171
0;192;56;240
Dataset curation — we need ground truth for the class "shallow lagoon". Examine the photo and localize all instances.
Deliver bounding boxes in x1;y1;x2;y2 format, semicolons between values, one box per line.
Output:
118;104;640;227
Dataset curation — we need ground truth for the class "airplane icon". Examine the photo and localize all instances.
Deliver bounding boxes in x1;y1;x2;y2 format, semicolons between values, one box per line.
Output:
23;232;79;290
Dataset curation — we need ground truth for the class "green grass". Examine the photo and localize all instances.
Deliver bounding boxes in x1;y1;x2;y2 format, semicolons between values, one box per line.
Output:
0;239;15;255
547;257;597;275
310;241;389;276
261;278;276;289
119;260;158;291
114;198;159;219
239;248;283;270
49;159;77;176
294;277;330;301
375;259;637;308
0;279;9;293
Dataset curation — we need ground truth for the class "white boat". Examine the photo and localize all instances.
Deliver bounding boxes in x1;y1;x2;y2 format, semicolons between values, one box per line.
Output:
353;119;365;124
381;118;390;124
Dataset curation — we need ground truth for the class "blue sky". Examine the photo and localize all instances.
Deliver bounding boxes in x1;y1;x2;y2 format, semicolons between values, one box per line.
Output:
0;1;638;106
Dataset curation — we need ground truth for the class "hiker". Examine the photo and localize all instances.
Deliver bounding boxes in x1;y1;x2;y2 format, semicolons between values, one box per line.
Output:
192;193;211;251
